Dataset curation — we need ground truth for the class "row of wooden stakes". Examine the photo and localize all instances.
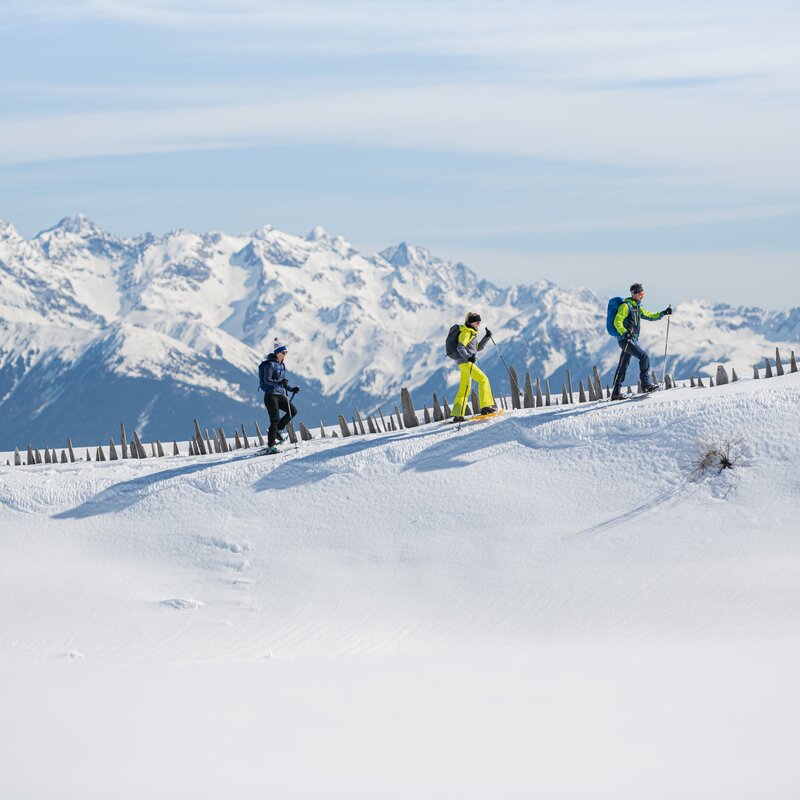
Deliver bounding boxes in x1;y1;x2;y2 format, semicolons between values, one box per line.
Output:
5;348;797;467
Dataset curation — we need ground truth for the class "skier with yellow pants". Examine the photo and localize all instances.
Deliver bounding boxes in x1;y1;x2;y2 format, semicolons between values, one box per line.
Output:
449;311;497;422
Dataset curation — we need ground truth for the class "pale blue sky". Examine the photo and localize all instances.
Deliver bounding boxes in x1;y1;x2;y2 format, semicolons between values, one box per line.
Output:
1;0;799;308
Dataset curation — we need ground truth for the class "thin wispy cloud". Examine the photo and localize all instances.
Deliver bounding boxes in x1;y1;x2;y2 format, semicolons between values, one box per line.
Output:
2;1;799;307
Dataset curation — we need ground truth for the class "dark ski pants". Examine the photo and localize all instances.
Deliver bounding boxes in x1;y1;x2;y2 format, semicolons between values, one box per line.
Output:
613;338;651;392
264;393;297;446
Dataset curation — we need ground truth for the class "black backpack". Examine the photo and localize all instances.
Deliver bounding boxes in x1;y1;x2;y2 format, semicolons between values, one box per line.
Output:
445;324;461;360
258;360;270;392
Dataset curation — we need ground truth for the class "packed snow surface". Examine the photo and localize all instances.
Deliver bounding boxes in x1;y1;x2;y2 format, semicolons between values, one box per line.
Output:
2;374;800;798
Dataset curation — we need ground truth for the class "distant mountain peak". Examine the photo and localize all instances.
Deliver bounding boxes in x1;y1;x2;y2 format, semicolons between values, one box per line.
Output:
41;213;103;237
379;242;437;269
307;225;331;242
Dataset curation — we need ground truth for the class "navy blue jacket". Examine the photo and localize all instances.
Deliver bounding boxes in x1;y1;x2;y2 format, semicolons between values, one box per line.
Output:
259;354;289;396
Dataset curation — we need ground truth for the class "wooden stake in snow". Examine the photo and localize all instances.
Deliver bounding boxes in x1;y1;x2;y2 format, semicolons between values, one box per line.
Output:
234;430;242;449
470;389;479;415
433;393;444;422
423;406;431;425
67;438;76;463
561;384;568;405
254;420;265;447
109;439;119;460
732;368;739;382
400;388;419;428
14;448;21;466
299;422;313;441
592;366;603;401
535;377;543;408
586;376;596;402
775;348;784;376
219;429;229;452
241;425;250;449
567;369;574;404
578;380;586;403
96;446;105;462
156;440;165;457
394;406;404;429
132;430;146;458
120;423;128;459
45;448;52;464
60;450;68;463
690;375;696;388
716;365;729;385
753;364;759;380
764;357;773;378
193;420;207;455
443;398;452;418
523;372;535;409
27;444;34;465
173;440;180;456
545;379;552;407
319;421;327;438
355;408;367;435
509;367;521;409
338;415;351;437
791;351;797;373
35;448;43;464
286;420;298;444
368;416;378;434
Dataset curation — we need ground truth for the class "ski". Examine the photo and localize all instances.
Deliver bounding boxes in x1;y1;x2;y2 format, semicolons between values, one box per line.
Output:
442;409;505;426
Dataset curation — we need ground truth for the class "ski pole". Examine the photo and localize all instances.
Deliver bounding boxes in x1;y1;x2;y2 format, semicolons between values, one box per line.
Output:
456;362;474;432
489;334;513;376
287;389;298;451
661;312;671;387
489;334;519;407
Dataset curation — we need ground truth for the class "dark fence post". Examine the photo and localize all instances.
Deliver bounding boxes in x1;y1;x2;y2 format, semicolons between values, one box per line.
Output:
509;367;521;409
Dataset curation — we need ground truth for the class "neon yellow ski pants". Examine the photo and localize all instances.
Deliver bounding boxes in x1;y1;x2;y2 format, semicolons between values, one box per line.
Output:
452;362;494;416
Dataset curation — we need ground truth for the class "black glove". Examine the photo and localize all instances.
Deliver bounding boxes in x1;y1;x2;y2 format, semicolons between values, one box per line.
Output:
663;306;672;316
289;386;300;394
484;327;492;338
468;355;476;363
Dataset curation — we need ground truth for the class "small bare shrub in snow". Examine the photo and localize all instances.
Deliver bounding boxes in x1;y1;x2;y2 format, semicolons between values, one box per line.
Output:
689;437;750;490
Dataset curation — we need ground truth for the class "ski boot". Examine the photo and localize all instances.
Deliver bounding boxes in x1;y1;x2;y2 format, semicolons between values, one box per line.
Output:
479;405;498;414
642;383;659;394
449;416;466;423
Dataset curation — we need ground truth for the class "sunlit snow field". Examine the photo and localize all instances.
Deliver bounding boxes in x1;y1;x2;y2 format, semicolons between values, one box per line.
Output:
2;374;799;799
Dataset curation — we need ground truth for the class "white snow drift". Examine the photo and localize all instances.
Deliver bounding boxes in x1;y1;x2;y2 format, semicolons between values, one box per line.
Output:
1;373;799;798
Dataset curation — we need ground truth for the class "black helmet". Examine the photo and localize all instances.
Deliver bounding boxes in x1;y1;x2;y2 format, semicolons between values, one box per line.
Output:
630;283;644;295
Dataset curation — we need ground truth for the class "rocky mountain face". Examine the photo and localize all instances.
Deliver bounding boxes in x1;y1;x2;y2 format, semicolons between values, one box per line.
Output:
1;215;798;449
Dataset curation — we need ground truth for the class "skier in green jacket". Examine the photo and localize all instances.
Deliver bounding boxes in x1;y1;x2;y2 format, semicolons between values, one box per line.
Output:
611;283;672;400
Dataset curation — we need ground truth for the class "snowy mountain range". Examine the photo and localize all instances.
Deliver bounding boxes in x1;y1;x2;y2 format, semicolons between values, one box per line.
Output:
1;214;798;449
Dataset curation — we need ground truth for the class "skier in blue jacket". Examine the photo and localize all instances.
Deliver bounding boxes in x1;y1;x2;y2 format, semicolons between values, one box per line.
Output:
258;338;300;451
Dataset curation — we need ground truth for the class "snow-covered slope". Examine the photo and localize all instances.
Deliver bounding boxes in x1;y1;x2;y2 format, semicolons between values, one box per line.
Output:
2;215;799;451
1;374;799;798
